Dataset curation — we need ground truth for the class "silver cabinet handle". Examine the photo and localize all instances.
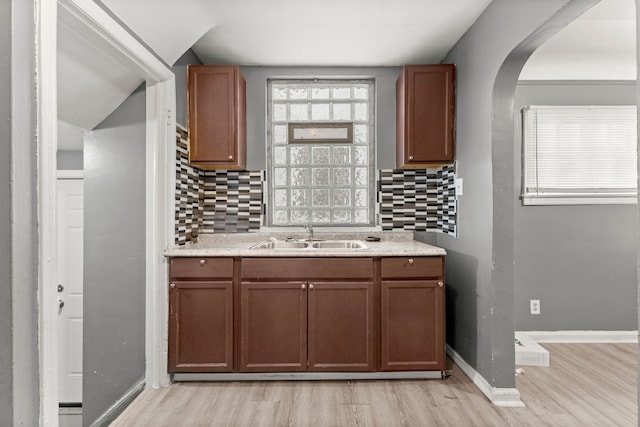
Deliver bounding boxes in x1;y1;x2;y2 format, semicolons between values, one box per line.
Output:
408;258;414;264
170;283;176;289
301;284;306;290
309;284;314;290
228;155;233;160
409;155;414;160
200;259;206;265
438;281;444;287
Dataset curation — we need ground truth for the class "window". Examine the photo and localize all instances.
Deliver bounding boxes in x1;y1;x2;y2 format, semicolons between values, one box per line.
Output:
267;79;375;225
522;105;637;205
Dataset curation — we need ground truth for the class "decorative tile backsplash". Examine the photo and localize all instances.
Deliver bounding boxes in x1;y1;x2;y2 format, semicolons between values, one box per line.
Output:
175;127;203;245
174;127;264;245
378;164;457;236
176;127;457;244
201;170;265;233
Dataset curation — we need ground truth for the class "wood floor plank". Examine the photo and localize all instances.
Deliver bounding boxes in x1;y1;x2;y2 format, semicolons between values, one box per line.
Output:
110;343;638;427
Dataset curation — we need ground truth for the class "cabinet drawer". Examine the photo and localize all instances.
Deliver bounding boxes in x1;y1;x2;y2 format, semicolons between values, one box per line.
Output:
170;257;234;279
241;258;373;280
381;256;443;279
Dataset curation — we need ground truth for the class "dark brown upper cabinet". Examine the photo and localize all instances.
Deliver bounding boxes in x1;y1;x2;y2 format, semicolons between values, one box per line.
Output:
396;64;455;168
187;65;246;170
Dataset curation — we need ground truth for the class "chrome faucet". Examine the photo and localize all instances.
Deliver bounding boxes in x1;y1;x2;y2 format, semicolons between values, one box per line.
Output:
304;224;314;241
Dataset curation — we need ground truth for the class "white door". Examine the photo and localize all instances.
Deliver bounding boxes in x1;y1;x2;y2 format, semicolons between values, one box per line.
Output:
57;177;84;403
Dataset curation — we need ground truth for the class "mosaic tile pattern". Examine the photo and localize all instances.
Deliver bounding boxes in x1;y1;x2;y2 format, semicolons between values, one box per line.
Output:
175;127;265;243
378;164;457;236
437;164;457;235
175;127;203;245
201;170;264;233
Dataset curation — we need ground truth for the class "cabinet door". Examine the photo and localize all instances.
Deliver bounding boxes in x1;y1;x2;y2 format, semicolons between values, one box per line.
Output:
397;64;455;167
239;281;307;372
307;281;375;372
187;65;246;169
168;281;233;372
381;280;445;371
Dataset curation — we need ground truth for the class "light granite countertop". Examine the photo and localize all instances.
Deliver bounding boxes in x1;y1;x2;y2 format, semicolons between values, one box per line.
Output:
164;231;446;257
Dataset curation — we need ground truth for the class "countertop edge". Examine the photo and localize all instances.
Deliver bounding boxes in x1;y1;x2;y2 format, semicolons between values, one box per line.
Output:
164;241;446;257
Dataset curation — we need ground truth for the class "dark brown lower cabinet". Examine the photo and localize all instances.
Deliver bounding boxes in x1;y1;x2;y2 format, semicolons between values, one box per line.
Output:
239;280;375;372
168;281;233;372
381;280;445;371
307;281;375;372
168;255;445;375
239;281;307;372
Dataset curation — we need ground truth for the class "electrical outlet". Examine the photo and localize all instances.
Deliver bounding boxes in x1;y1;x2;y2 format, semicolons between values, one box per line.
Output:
530;299;540;315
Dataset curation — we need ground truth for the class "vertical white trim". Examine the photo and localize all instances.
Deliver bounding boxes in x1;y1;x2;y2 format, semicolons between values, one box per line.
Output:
57;0;172;82
38;0;59;425
145;78;175;389
38;0;174;424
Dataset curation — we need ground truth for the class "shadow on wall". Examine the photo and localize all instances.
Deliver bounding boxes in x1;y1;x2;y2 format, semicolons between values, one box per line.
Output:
444;249;479;367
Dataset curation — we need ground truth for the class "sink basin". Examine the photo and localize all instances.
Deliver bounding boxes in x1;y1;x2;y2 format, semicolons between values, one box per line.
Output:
250;241;310;249
311;240;368;250
250;239;368;250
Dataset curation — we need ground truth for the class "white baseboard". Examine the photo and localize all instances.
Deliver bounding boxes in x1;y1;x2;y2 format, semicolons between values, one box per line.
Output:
446;345;525;407
520;330;638;343
515;332;550;367
90;379;145;427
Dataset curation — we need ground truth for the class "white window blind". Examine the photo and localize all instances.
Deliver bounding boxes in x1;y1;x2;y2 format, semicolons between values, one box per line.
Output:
522;105;637;205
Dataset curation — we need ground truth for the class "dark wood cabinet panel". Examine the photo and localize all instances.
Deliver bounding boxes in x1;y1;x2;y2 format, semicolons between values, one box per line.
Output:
307;281;375;372
381;280;445;371
168;255;446;376
239;281;307;372
396;64;455;168
169;257;234;280
168;281;233;372
187;64;246;170
381;256;444;279
241;257;373;280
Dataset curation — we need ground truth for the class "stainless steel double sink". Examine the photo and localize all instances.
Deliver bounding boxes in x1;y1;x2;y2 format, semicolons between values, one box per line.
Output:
250;239;368;250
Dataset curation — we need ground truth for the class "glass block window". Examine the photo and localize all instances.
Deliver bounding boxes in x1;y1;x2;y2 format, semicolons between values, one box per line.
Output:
267;79;375;226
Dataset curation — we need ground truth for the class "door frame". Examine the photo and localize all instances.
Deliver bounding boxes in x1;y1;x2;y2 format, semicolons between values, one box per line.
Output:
40;1;174;424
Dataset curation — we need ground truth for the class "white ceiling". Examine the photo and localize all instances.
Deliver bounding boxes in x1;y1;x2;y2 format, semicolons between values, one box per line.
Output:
57;0;636;150
520;0;636;80
101;0;494;66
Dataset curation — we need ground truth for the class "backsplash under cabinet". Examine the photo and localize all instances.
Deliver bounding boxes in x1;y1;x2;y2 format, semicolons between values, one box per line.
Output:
175;127;457;245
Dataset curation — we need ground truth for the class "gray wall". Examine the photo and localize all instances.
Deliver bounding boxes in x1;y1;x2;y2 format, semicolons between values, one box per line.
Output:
172;49;201;127
423;0;597;389
57;150;84;170
0;0;40;424
514;81;638;330
0;0;13;420
241;67;401;170
83;84;146;426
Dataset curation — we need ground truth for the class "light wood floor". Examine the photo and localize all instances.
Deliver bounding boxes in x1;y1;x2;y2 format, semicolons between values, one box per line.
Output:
111;343;637;426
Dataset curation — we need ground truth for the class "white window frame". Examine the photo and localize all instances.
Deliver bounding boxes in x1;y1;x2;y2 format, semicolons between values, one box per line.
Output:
522;105;637;206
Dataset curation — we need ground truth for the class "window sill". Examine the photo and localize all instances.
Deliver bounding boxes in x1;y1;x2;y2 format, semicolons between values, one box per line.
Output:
522;194;638;206
260;226;383;233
